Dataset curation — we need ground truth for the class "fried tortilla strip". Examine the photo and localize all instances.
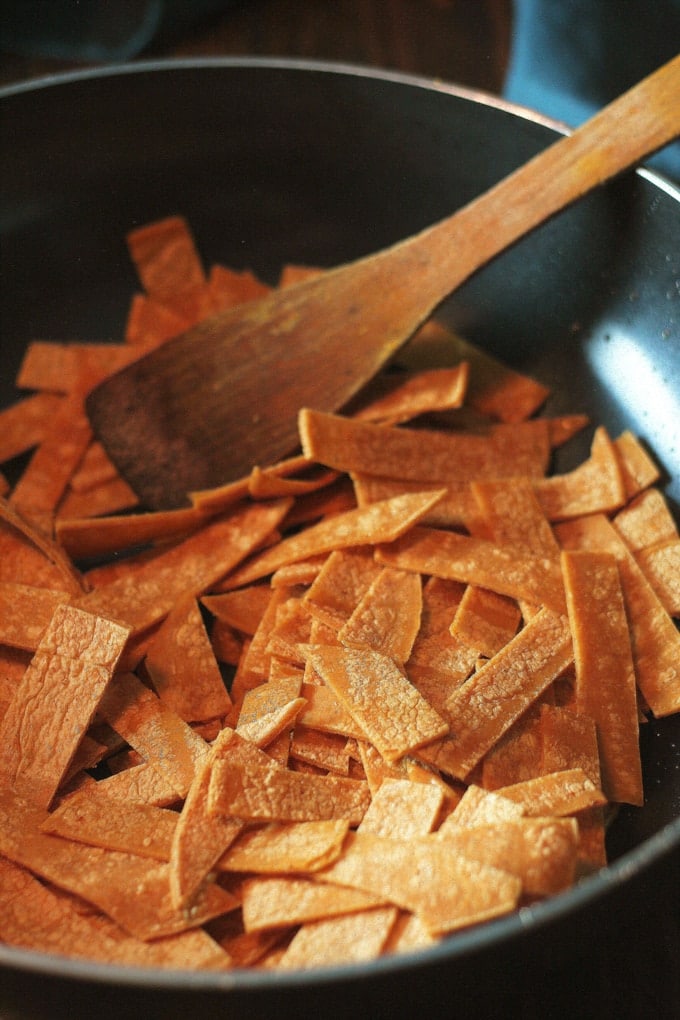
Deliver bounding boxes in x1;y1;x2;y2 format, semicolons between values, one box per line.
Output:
494;768;607;816
377;526;567;615
471;475;560;557
424;609;573;781
74;498;291;636
635;539;680;618
562;549;643;805
337;566;422;663
614;430;662;498
613;488;679;551
57;472;139;520
0;789;237;941
242;876;383;933
355;364;469;424
297;682;366;740
144;594;232;723
202;584;273;635
169;728;246;908
358;778;445;838
0;496;85;593
126;215;211;320
66;440;120;493
0;856;232;970
402;320;550;423
480;701;547;790
124;291;190;346
0;605;130;809
539;703;602;787
277;905;399;970
208;730;370;825
237;696;306;749
306;645;449;763
437;817;579;897
0;392;63;462
207;262;270;311
75;759;181;807
289;726;352;775
304;547;383;627
450;585;521;658
98;671;209;798
0;581;70;651
218;819;350;874
299;408;550;482
222;490;445;589
557;513;680;717
40;793;177;860
56;505;210;560
15;340;138;393
440;785;525;830
317;831;520;935
352;473;483;530
534;427;626;522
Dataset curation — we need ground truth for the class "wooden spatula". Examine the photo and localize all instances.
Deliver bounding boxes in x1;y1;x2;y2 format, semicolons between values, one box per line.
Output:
86;56;680;509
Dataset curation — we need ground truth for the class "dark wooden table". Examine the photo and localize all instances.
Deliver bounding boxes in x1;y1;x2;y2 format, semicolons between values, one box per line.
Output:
1;3;678;1017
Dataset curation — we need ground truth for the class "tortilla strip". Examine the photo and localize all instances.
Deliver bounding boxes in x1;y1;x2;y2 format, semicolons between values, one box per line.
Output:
562;550;643;805
277;905;399;970
337;566;423;663
299;408;551;483
0;856;231;970
358;778;445;838
98;671;209;798
296;682;366;740
494;768;607;816
539;703;602;787
74;498;291;636
126;215;211;320
56;505;210;560
306;645;449;763
316;830;520;935
40;793;177;860
450;585;521;658
534;427;626;522
614;430;661;498
221;489;445;589
242;875;384;933
635;539;680;617
424;608;573;781
144;594;232;723
377;526;567;615
218;819;350;874
471;475;560;557
0;392;63;462
202;584;272;635
0;788;237;941
15;340;139;393
556;513;680;717
0;496;85;594
355;364;469;424
613;488;678;551
304;547;383;626
0;605;130;808
440;785;525;830
0;581;71;651
289;726;352;775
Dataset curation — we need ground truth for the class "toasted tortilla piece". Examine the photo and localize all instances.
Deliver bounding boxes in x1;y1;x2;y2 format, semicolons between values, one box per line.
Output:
304;547;383;626
300;408;550;483
471;476;560;557
265;594;313;665
635;539;680;618
242;875;384;933
126;215;211;320
56;505;209;560
423;609;574;781
74;498;291;636
358;778;445;838
9;387;94;531
98;670;209;799
612;488;679;551
0;392;63;462
317;830;520;935
539;703;602;787
0;496;85;594
337;566;422;663
556;513;680;717
40;793;177;860
72;759;181;807
450;585;521;659
614;430;662;498
305;645;449;763
0;855;232;970
221;489;446;590
377;526;567;615
437;816;579;897
218;819;350;874
15;340;139;393
480;700;548;790
297;682;366;740
0;581;71;651
562;549;643;805
439;784;525;831
277;905;399;970
384;911;440;955
57;472;139;520
207;262;271;311
169;727;246;908
493;768;607;816
248;463;340;499
124;291;190;345
289;726;352;775
0;788;238;941
208;730;370;825
352;473;484;531
202;583;273;635
355;364;469;424
0;605;130;809
534;427;626;522
144;594;232;723
67;439;122;493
